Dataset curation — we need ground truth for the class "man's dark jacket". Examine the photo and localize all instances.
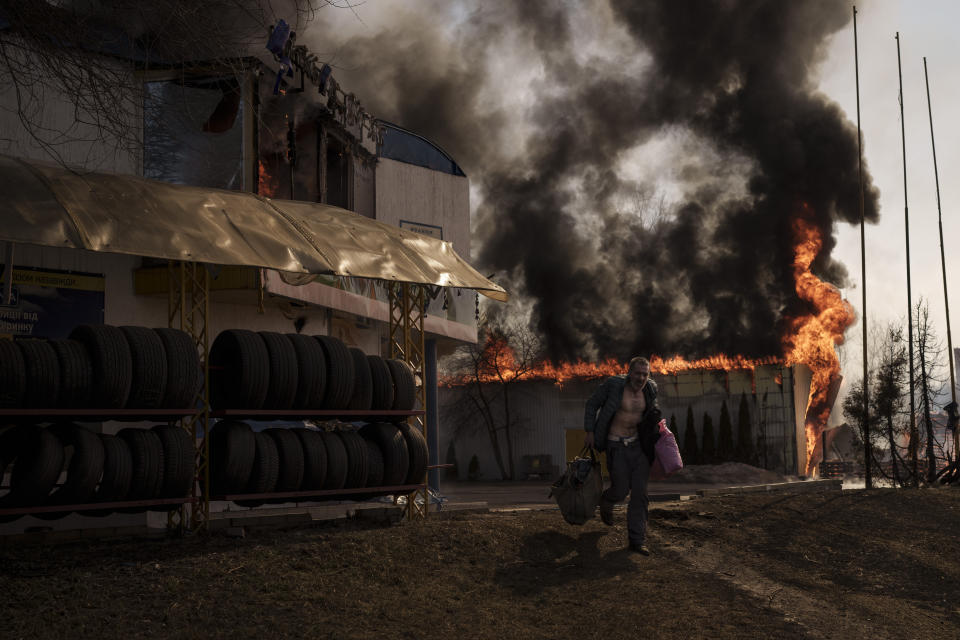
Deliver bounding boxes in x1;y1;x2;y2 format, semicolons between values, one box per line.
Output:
583;374;661;460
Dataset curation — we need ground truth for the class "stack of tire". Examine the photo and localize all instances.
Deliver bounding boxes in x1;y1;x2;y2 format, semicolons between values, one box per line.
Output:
0;423;195;520
206;420;428;503
209;330;417;415
0;325;203;411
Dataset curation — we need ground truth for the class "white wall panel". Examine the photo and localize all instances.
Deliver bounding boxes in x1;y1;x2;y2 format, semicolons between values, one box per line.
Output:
439;364;814;482
374;157;470;256
0;58;141;174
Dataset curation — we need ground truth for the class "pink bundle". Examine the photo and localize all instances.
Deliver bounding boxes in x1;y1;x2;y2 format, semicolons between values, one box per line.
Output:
649;418;683;480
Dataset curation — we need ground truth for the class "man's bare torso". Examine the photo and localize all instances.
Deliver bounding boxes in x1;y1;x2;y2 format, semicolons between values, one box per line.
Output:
608;381;646;438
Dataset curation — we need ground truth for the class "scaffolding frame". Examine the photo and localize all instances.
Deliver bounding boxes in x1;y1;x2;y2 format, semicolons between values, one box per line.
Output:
167;261;211;532
389;283;428;519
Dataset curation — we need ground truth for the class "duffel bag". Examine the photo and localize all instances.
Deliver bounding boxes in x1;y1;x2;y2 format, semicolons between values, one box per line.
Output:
549;447;603;525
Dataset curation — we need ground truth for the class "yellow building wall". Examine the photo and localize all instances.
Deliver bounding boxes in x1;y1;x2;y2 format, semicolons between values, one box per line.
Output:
564;428;609;479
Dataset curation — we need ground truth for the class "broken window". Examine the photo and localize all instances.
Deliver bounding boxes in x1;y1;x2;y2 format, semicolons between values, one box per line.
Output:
324;133;351;210
143;76;243;190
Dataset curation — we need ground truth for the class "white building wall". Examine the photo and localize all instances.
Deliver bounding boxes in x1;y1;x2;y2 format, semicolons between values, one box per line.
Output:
438;382;565;481
509;382;564;476
439;365;814;482
374;156;477;342
8;245;322;338
0;54;141;174
374;157;470;255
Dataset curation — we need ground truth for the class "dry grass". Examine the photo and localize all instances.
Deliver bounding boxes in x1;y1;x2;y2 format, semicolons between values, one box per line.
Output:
2;488;959;639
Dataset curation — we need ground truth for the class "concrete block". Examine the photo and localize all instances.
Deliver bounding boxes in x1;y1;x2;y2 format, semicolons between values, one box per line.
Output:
649;493;684;502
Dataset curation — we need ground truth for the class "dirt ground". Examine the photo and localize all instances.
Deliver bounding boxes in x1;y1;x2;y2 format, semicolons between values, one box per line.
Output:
1;486;959;639
658;461;788;485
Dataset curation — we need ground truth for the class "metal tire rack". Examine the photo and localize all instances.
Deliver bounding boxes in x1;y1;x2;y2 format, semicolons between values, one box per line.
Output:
166;263;432;532
0;408;200;520
0;257;209;524
0;264;434;531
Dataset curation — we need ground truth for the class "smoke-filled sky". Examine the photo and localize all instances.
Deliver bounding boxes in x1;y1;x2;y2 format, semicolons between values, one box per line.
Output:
310;0;960;384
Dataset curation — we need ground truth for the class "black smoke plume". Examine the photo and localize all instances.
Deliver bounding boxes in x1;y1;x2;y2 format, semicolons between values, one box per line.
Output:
315;0;880;362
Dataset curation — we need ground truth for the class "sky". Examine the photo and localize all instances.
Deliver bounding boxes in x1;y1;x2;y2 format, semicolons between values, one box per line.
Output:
310;0;960;403
818;0;960;398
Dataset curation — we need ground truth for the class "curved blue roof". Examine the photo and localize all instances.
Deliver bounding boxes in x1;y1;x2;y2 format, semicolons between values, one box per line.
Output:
378;121;465;177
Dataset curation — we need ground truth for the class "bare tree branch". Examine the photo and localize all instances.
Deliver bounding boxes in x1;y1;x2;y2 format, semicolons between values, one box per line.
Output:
0;1;335;167
439;318;545;480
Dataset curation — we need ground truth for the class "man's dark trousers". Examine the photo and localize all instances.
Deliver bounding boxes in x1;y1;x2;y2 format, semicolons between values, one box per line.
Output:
602;440;651;545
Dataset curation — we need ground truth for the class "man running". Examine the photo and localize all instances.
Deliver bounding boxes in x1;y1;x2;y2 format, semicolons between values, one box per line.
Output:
583;356;661;555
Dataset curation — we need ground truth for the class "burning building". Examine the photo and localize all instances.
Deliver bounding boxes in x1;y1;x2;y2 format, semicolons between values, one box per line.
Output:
126;22;488;355
440;202;853;481
322;1;872;481
440;359;841;481
0;9;500;535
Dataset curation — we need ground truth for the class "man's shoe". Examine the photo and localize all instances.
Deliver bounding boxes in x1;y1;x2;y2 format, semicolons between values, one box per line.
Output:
599;499;614;526
629;543;650;556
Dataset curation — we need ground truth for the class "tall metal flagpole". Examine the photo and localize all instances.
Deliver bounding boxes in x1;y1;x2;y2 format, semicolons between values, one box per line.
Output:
923;57;959;465
855;6;871;488
896;32;919;485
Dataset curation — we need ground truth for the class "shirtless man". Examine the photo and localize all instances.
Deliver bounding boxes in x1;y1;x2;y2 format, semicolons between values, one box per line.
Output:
583;356;661;555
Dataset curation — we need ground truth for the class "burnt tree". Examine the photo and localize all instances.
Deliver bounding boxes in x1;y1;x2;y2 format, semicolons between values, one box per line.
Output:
844;322;912;486
913;299;949;483
441;319;543;481
0;1;331;166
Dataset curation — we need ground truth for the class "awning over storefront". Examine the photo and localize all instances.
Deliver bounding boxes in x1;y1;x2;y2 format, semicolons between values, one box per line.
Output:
0;154;508;301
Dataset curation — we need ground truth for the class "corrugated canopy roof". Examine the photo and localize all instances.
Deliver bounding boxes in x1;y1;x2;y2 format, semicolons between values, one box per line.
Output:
0;154;508;301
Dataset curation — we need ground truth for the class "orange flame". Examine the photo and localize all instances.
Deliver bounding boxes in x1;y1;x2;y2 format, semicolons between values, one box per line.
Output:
258;159;277;198
781;206;854;475
444;206;852;476
445;339;783;387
